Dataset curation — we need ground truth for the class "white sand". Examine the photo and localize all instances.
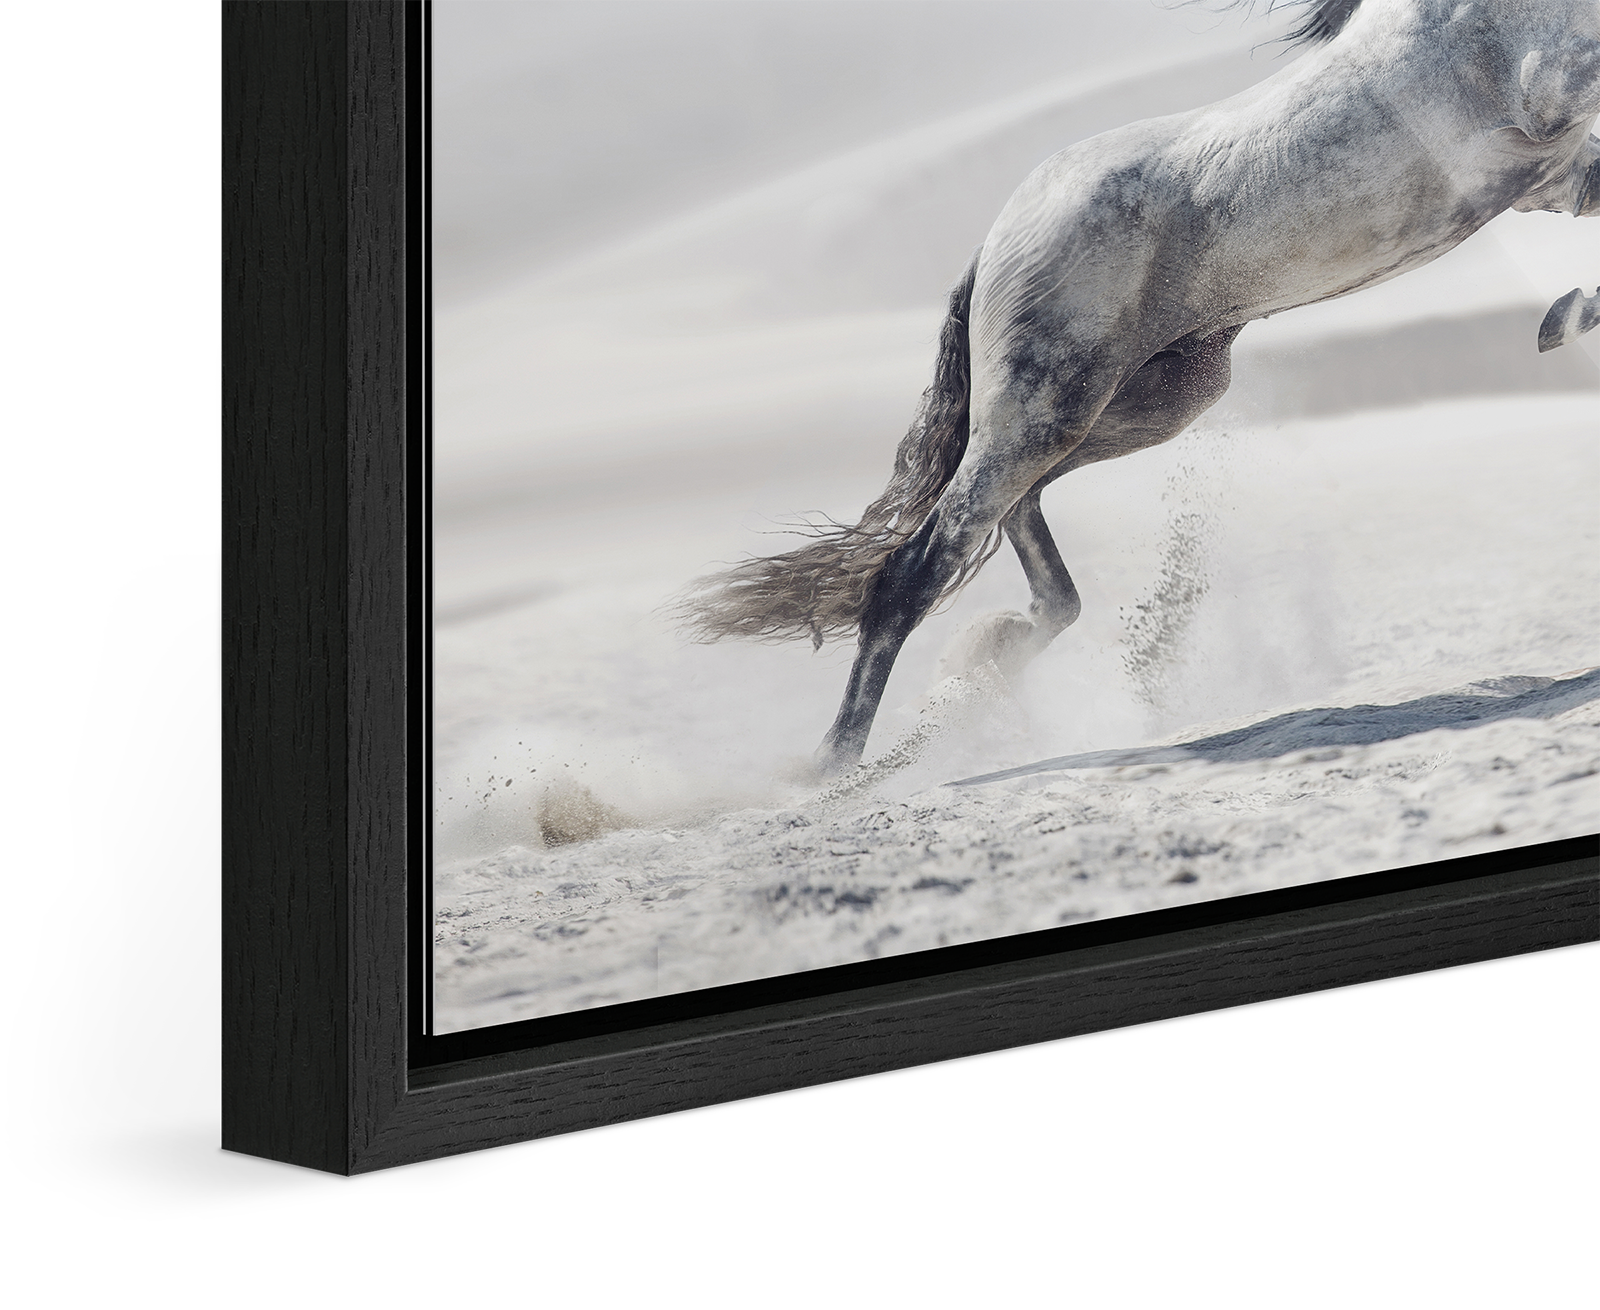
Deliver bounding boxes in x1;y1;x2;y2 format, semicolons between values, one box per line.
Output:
435;678;1598;1031
432;395;1599;1032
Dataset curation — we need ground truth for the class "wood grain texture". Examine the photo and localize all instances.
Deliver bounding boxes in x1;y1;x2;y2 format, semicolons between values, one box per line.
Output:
222;0;350;1174
345;0;411;1170
222;1;1599;1175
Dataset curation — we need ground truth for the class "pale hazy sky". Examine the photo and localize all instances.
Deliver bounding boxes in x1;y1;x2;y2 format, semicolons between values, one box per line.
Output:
430;1;1280;304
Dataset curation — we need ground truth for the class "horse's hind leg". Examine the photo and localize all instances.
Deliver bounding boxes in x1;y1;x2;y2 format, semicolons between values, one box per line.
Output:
934;322;1246;691
935;488;1081;681
812;319;1241;774
814;373;1118;773
1005;491;1081;638
813;497;1004;773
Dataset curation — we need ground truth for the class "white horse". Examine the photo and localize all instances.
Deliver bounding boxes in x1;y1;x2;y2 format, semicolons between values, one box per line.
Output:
680;0;1600;773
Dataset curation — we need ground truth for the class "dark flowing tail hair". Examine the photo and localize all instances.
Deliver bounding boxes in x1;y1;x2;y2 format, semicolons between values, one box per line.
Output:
1195;0;1363;49
675;252;988;650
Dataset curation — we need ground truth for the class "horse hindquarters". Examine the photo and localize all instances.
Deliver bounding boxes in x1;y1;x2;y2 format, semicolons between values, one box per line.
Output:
813;331;1129;772
936;328;1246;675
814;326;1243;773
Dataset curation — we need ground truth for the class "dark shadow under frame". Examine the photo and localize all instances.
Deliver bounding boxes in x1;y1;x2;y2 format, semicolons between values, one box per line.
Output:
221;0;1599;1175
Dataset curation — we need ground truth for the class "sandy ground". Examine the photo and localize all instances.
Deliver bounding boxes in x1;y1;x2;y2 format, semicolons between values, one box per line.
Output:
428;18;1599;1033
435;674;1598;1030
432;394;1599;1032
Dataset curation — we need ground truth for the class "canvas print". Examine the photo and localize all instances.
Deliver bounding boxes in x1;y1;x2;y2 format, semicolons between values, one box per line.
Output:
428;0;1600;1034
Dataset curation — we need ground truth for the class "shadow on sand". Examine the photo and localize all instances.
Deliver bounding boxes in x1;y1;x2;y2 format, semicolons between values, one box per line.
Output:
952;668;1600;787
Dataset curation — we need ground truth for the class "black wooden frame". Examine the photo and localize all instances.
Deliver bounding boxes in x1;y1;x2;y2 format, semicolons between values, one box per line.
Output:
222;0;1599;1175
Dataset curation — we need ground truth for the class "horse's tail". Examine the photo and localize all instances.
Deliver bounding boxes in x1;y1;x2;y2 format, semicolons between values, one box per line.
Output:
675;251;986;650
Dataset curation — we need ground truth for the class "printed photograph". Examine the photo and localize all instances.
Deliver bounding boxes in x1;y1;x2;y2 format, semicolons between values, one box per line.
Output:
428;0;1600;1034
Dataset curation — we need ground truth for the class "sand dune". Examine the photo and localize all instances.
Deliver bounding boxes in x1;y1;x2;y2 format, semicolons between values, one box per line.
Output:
432;1;1268;304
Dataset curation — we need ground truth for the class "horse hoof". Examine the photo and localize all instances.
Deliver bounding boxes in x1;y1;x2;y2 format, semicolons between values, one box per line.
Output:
934;610;1037;683
1539;286;1600;352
